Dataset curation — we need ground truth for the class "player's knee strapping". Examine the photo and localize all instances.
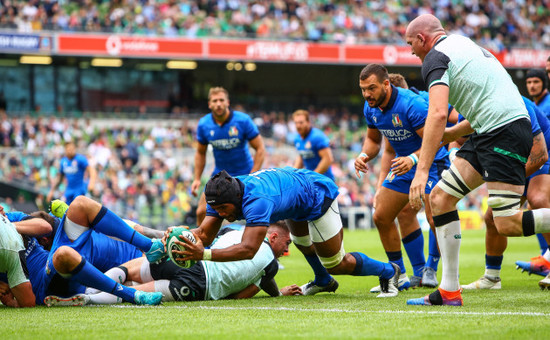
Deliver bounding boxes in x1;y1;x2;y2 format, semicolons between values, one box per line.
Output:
487;190;522;217
319;242;345;269
290;234;312;248
437;163;472;199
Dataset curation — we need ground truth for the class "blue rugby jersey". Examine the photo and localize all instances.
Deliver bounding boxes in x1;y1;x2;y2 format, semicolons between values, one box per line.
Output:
294;127;334;181
206;167;339;226
363;85;447;161
536;92;550;120
60;154;88;194
196;110;260;176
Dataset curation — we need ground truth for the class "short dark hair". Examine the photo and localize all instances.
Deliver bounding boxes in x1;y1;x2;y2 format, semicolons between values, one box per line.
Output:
267;220;290;234
388;73;408;89
360;64;389;83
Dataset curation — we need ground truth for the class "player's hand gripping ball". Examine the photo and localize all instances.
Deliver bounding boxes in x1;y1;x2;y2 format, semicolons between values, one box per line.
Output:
167;227;197;268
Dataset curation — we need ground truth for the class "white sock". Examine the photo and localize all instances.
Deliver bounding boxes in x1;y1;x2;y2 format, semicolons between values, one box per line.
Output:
532;209;550;233
140;259;153;282
436;220;461;292
543;249;550;263
154;280;174;302
87;292;122;305
485;268;500;279
86;267;127;295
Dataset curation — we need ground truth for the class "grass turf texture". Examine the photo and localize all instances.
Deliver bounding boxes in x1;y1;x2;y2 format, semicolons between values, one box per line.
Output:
2;229;549;339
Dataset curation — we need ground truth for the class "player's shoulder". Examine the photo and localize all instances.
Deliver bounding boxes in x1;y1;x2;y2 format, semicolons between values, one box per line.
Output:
231;111;254;122
198;113;213;125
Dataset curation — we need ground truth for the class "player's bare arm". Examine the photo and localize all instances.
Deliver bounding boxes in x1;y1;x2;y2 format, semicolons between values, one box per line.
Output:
191;142;208;197
355;127;382;177
314;147;334;174
179;225;268;262
410;84;449;209
249;135;265;173
525;132;548;177
13;218;52;237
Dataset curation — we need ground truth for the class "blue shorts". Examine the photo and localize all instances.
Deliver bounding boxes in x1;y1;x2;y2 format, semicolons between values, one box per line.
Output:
90;232;143;272
524;162;550;196
64;189;86;204
383;158;449;195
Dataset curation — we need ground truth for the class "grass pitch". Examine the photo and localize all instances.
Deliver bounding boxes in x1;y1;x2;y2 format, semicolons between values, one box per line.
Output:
2;229;549;339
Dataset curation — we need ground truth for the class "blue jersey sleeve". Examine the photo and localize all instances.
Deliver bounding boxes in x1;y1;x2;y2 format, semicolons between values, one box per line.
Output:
525;99;542;136
242;116;260;141
242;198;274;227
6;211;28;222
363;104;377;129
196;120;208;145
312;131;330;151
407;96;429;131
77;154;89;170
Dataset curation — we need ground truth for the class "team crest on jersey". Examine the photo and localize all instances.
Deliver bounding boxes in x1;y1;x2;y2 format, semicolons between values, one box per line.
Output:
228;126;239;136
45;262;51;275
305;141;311;149
210;130;214;136
392;114;403;127
373;116;377;123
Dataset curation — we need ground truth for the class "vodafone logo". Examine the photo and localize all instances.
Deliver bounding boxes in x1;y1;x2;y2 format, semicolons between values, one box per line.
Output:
105;35;159;56
106;35;122;56
383;45;398;65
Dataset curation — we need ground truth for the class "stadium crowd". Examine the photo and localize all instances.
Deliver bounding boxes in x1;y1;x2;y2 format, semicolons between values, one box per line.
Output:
0;0;549;49
0;108;485;227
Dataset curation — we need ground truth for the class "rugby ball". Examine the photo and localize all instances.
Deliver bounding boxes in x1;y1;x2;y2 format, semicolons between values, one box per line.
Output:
167;227;197;268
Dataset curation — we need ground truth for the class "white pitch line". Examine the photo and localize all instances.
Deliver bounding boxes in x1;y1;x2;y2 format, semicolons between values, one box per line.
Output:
104;304;550;317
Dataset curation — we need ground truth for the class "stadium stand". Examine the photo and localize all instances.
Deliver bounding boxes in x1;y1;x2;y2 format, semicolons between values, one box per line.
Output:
0;0;548;48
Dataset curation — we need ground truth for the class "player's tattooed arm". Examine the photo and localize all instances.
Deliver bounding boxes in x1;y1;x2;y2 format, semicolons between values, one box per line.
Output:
525;132;548;177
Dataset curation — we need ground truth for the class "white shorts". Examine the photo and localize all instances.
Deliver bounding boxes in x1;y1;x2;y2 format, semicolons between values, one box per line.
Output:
308;200;342;243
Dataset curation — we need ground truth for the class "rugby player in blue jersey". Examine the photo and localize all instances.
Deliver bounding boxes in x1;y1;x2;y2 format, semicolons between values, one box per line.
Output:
405;14;550;306
517;69;550;277
4;196;165;306
47;141;97;204
192;87;265;226
458;97;550;290
166;167;401;298
292;109;335;181
354;64;449;294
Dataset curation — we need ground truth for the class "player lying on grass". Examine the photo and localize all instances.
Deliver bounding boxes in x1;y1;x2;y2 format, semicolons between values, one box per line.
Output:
1;196;166;306
158;167;401;298
53;222;301;305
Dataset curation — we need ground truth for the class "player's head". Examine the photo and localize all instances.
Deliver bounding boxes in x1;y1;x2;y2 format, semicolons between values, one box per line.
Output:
388;73;409;89
546;56;550;83
208;87;230;119
64;141;76;158
28;211;59;251
204;170;243;222
525;68;548;98
405;14;445;62
267;221;291;258
359;63;390;108
292;109;311;137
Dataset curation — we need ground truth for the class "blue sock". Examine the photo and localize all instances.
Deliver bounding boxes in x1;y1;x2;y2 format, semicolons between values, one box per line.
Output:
426;228;440;271
64;258;136;303
304;254;332;286
350;252;395;278
485;254;503;270
536;234;549;255
91;207;152;252
402;228;426;277
386;250;405;274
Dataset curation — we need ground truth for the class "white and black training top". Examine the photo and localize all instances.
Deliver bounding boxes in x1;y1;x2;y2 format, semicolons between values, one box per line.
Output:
422;34;529;134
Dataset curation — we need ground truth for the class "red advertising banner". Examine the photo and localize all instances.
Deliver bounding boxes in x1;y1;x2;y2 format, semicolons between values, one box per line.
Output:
57;34;202;57
54;33;550;68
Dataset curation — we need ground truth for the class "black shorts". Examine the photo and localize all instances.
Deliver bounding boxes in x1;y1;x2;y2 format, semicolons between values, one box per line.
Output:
456;118;532;185
150;259;206;301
